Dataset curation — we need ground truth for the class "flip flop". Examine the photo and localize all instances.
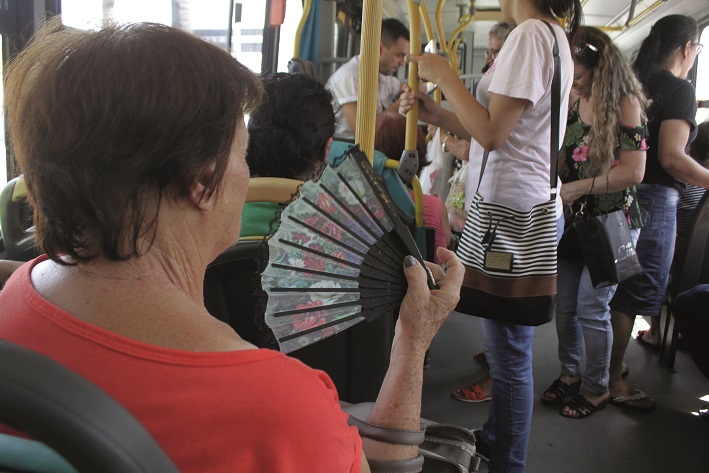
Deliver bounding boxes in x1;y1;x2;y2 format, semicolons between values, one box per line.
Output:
451;383;492;403
559;394;609;419
636;330;661;351
609;389;656;412
541;378;582;404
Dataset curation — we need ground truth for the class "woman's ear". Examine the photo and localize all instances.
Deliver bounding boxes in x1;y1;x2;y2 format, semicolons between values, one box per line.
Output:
683;40;694;59
323;137;334;162
189;164;216;211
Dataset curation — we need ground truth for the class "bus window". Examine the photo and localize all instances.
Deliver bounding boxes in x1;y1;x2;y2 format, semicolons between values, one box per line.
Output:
696;25;708;124
60;1;299;75
61;0;267;71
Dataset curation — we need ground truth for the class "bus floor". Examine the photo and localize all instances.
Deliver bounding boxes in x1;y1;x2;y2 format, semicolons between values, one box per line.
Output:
422;311;709;473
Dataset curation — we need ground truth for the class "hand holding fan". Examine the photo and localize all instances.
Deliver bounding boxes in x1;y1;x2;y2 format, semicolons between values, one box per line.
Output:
261;146;435;353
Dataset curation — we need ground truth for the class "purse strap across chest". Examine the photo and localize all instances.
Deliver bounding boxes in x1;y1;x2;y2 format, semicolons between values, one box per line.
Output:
475;20;562;201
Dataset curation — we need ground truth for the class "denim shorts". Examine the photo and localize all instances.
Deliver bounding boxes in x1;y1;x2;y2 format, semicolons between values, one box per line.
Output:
610;184;680;316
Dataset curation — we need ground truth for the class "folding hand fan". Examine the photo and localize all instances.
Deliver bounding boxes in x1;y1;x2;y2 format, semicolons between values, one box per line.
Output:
260;146;434;353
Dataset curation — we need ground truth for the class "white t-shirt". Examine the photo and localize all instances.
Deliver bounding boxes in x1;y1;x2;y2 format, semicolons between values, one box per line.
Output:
465;20;572;219
326;55;402;140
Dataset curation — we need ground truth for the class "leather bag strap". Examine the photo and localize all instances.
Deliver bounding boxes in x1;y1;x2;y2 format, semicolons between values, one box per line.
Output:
342;402;426;445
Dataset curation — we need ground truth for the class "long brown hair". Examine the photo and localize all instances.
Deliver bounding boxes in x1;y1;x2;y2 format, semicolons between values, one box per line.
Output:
573;26;648;177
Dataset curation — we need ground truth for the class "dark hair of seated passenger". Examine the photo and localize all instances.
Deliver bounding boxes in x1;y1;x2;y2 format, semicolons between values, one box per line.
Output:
691;121;709;168
374;111;430;174
246;73;335;181
4;18;263;264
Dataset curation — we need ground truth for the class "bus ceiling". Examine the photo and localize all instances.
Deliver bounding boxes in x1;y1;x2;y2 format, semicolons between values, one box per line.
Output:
333;0;709;54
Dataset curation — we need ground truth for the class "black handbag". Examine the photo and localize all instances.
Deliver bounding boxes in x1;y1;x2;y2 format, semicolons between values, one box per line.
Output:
455;21;561;326
573;207;642;288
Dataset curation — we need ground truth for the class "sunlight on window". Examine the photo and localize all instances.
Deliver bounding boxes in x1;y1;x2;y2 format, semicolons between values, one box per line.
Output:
277;0;303;72
231;0;266;73
61;0;173;29
60;0;231;40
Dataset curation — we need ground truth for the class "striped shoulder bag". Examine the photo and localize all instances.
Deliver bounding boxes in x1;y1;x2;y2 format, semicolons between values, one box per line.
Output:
454;21;561;326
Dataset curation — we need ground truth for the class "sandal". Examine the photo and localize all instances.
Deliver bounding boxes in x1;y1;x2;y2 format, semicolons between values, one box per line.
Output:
451;383;492;403
559;394;609;419
609;389;656;412
636;330;660;351
541;378;581;404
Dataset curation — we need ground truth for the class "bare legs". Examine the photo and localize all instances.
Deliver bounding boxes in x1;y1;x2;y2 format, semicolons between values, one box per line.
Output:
608;310;655;410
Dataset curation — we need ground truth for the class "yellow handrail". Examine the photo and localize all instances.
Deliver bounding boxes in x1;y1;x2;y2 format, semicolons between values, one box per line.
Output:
405;0;422;153
420;0;436;45
435;0;448;55
293;0;312;58
355;1;384;163
446;1;476;67
419;0;442;105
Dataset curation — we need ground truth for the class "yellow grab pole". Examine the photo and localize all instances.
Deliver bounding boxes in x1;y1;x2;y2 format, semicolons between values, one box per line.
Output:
420;0;436;44
405;0;422;153
435;0;448;55
355;0;383;163
447;2;475;69
293;0;312;58
419;0;442;104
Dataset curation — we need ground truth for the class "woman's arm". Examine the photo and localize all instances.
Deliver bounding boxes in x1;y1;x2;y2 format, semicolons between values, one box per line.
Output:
402;53;529;150
561;96;647;205
359;249;463;469
657;119;709;189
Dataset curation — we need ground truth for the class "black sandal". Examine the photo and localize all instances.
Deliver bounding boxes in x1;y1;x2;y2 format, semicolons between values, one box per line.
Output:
559;394;609;419
541;378;581;404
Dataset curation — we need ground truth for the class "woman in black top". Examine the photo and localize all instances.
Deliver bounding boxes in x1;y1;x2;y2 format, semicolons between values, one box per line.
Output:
608;14;706;412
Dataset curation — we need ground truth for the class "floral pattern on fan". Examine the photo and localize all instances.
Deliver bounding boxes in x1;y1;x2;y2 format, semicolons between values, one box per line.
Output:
261;147;422;353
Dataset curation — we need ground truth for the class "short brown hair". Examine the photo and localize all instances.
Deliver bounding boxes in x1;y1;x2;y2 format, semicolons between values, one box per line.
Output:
374;111;429;173
5;19;262;263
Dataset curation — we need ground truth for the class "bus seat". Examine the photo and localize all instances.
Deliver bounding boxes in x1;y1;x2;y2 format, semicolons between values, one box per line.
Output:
204;241;264;346
0;176;38;261
245;177;302;204
0;340;178;473
0;433;77;473
661;191;709;371
240;177;302;241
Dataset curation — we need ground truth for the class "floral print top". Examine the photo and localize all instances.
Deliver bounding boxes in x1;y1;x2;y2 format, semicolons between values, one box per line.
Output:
562;100;648;229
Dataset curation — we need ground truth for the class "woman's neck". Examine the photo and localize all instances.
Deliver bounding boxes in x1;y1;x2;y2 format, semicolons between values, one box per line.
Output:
511;1;557;26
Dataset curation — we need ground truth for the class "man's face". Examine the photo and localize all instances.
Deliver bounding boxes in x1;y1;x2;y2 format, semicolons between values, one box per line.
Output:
379;37;409;76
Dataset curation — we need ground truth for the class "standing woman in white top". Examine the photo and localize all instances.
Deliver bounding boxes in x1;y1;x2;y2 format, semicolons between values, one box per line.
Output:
400;1;581;471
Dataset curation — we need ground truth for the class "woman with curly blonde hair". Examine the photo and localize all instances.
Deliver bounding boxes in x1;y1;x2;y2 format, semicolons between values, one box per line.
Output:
541;26;648;418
